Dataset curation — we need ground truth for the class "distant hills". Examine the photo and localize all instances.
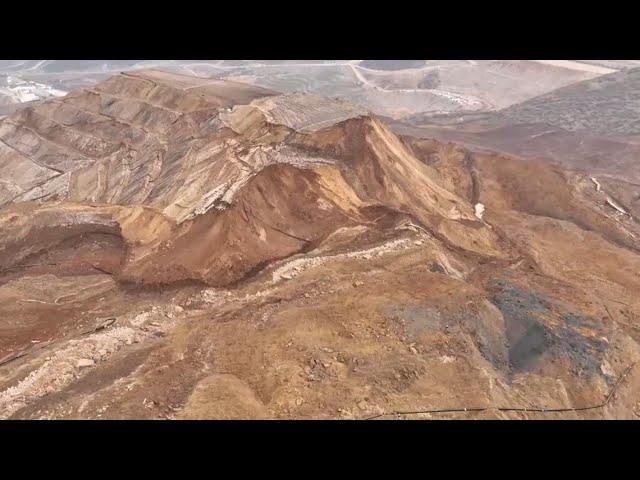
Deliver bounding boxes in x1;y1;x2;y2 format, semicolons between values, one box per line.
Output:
499;67;640;136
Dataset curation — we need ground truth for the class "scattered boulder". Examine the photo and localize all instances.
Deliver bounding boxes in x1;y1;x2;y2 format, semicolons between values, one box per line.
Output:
76;358;95;369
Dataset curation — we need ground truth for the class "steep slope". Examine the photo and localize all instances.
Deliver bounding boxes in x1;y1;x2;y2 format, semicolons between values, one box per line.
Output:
392;120;640;183
389;67;640;207
0;74;506;288
1;72;639;420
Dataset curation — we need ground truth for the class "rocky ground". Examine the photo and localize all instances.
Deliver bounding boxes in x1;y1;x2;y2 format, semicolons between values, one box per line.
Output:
1;70;639;419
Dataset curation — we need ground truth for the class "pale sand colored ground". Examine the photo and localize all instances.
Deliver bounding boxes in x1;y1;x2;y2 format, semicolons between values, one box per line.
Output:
531;60;617;75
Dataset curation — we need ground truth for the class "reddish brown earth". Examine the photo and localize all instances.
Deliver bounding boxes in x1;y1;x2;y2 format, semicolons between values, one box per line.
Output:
1;70;639;419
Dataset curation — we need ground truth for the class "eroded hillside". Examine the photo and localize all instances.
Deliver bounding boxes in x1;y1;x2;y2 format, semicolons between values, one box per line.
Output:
1;71;639;419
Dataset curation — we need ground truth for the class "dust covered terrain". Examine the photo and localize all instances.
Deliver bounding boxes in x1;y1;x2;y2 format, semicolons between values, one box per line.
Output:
1;70;639;420
4;60;631;120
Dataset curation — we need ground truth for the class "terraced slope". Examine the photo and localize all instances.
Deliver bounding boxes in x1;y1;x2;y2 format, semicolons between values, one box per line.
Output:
0;70;505;287
1;72;639;420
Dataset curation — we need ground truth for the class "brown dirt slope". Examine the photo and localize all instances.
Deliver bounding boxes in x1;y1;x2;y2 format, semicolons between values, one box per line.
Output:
0;72;639;420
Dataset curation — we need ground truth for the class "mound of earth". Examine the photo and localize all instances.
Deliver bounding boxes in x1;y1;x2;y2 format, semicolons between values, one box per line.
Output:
0;71;639;420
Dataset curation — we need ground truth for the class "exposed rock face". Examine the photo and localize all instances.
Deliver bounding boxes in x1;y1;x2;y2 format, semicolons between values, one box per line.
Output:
0;70;276;214
0;70;504;287
1;71;639;420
